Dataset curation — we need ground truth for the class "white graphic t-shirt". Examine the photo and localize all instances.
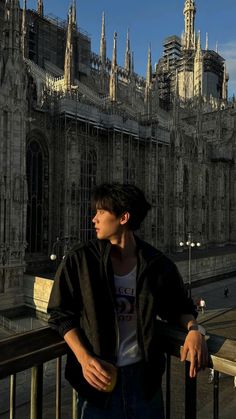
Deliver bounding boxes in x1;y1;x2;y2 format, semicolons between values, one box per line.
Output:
114;266;142;366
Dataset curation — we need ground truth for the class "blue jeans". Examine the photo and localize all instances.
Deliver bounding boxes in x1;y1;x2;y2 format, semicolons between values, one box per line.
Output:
77;362;165;419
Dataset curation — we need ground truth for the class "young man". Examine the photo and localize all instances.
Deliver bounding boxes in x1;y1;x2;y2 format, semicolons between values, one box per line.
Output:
48;183;208;419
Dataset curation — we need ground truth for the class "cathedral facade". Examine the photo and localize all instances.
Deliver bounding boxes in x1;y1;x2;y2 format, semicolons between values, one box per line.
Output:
0;0;236;307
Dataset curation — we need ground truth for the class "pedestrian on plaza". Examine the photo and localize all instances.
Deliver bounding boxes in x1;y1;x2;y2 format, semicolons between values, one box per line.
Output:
199;298;206;314
195;297;201;311
48;183;208;419
224;286;229;298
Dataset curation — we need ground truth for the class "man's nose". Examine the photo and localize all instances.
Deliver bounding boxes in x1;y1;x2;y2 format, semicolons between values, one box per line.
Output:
92;215;97;223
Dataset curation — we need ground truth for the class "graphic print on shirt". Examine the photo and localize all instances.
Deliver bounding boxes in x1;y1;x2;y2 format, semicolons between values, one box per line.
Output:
116;286;135;322
114;266;142;366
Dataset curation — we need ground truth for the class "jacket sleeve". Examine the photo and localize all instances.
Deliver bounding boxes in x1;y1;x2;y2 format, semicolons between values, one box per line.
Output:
47;251;83;337
156;257;197;323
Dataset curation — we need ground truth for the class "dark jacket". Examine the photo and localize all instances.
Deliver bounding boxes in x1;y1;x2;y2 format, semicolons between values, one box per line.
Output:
48;237;196;406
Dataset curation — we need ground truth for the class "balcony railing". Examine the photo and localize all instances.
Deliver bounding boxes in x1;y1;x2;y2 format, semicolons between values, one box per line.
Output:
0;321;236;419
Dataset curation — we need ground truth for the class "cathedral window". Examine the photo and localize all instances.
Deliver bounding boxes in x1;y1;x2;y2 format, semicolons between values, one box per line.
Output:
71;182;76;205
156;156;165;244
26;139;49;254
212;197;216;210
123;137;136;184
79;149;97;242
183;166;189;233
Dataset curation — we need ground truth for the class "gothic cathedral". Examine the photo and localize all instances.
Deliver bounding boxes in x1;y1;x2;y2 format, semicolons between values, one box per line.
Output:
0;0;236;307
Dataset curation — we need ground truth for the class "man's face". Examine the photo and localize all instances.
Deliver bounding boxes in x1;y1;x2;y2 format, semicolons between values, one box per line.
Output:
92;209;123;241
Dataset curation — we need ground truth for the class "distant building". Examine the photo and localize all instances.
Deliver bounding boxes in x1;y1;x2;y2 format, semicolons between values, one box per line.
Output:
0;0;236;309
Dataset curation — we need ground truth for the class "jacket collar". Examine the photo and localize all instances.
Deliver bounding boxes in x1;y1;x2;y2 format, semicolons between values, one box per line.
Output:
88;236;163;268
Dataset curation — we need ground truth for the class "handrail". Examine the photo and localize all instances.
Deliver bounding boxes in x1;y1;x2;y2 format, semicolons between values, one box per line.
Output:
1;321;236;379
1;322;236;419
157;321;236;376
0;327;66;379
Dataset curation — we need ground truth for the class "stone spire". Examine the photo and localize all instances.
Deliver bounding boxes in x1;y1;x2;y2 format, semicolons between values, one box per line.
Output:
146;45;152;86
124;29;131;75
222;63;228;101
183;0;196;50
21;0;27;58
72;0;77;29
111;30;117;69
2;0;21;54
64;5;74;91
205;32;208;50
109;32;118;101
194;31;203;97
99;12;106;66
131;51;134;74
37;0;44;17
145;45;152;115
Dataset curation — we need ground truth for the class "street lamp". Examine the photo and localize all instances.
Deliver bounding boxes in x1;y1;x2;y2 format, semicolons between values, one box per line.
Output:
179;232;201;299
50;237;61;262
50;236;77;266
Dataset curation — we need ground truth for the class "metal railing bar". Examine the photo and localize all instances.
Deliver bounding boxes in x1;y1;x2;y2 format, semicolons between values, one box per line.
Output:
185;362;197;419
72;389;78;419
30;365;43;419
56;357;62;419
9;374;16;419
213;371;219;419
165;353;171;419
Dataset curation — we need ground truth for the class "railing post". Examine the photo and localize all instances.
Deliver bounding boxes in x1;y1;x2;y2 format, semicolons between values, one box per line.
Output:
165;354;171;419
56;357;62;419
72;389;78;419
30;365;43;419
185;362;197;419
213;371;219;419
9;374;16;419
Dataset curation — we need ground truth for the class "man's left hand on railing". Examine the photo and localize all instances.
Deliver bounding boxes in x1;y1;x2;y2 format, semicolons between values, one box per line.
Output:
179;315;209;378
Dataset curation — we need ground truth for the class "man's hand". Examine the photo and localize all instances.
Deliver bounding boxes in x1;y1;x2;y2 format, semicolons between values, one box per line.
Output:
79;352;114;391
64;328;114;391
181;330;208;377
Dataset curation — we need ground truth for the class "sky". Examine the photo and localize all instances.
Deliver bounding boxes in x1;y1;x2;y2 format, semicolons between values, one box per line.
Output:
21;0;236;96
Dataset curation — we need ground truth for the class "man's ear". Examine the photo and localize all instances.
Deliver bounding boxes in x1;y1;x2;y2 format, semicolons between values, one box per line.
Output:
120;211;130;225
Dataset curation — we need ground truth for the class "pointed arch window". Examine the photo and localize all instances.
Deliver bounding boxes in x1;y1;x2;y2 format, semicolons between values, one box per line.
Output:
79;149;97;242
26;139;49;254
183;165;189;234
123;137;136;184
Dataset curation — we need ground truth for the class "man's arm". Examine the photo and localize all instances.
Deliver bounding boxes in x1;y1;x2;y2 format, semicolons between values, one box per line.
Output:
64;328;113;391
155;259;208;377
179;314;208;378
48;254;114;391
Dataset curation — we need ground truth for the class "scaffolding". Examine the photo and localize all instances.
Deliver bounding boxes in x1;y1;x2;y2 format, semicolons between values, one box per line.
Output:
44;87;172;251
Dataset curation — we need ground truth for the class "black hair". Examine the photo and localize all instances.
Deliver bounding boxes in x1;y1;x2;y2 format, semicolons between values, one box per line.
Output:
91;183;151;231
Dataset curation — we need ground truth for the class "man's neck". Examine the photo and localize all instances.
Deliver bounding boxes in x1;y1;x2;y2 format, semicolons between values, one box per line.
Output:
110;231;137;276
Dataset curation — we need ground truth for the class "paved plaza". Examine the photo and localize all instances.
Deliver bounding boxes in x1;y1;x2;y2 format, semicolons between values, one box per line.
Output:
192;275;236;338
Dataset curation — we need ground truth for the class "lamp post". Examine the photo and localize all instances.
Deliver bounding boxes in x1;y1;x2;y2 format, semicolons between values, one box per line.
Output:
50;236;76;267
179;232;201;299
